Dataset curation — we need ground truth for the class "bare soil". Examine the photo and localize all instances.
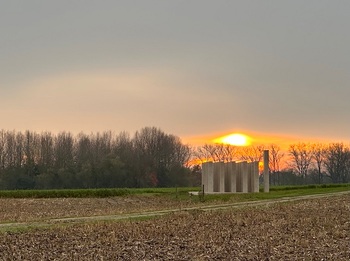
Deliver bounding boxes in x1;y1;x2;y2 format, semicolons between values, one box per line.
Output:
0;194;349;260
0;195;196;223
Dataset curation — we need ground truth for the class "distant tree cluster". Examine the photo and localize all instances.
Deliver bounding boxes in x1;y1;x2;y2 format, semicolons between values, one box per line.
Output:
1;127;349;190
288;142;350;184
193;143;272;164
193;142;350;185
0;127;199;190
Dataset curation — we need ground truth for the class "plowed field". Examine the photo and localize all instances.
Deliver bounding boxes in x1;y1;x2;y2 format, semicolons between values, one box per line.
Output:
0;195;191;223
0;194;349;260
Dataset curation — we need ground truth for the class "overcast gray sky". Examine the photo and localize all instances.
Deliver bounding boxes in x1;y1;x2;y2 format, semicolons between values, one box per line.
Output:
1;0;349;144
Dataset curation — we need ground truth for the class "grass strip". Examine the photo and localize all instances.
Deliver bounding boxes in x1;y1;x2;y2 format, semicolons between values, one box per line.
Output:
0;184;348;199
0;187;198;198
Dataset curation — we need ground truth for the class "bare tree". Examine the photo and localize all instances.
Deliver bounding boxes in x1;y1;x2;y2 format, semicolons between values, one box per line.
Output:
171;136;191;167
2;131;17;168
114;131;132;157
132;127;191;187
221;144;239;162
75;132;93;170
39;131;55;172
311;143;326;184
269;144;285;185
239;145;265;162
288;143;313;179
54;132;74;169
193;145;214;163
90;131;113;165
0;130;5;170
324;143;350;183
202;144;221;162
194;143;238;163
15;132;25;168
23;130;40;175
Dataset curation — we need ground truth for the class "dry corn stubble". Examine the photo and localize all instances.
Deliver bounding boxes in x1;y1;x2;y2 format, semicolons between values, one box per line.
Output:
0;195;349;260
0;195;198;223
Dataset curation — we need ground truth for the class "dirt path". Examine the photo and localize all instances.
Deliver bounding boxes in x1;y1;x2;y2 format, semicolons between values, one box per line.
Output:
1;190;349;232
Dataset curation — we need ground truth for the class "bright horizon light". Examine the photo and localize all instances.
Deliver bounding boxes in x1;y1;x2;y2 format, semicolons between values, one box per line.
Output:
213;133;251;146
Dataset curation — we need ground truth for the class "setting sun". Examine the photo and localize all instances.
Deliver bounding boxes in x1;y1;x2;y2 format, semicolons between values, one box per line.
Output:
213;133;251;146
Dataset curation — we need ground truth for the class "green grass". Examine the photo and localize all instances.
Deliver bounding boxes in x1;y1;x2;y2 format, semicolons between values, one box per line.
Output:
0;184;348;199
0;187;198;198
198;184;350;203
129;187;197;195
0;188;130;198
268;183;350;191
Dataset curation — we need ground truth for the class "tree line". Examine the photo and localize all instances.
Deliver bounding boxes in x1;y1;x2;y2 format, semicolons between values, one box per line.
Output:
0;127;349;190
0;127;199;190
193;142;350;185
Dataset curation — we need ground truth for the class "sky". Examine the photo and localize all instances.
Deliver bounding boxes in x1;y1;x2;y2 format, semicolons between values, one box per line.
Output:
1;1;349;146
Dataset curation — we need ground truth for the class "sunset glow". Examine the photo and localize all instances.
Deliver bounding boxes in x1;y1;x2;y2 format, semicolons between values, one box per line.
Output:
1;2;349;155
213;133;251;146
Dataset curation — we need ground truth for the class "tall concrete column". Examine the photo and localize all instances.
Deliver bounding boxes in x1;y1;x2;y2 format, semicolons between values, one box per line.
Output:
247;163;253;192
253;161;259;193
218;162;225;193
241;161;248;193
236;162;242;192
263;150;269;192
224;162;230;192
228;162;237;193
202;162;208;192
213;162;219;192
206;162;214;193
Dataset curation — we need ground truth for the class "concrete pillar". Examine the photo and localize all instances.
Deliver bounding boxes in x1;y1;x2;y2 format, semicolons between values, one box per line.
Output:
248;162;258;193
212;162;225;193
247;163;253;192
218;162;225;193
206;162;214;193
241;161;248;193
224;162;230;192
226;162;236;193
236;162;242;192
201;162;208;192
213;162;219;192
263;150;269;192
253;161;259;193
231;162;237;193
